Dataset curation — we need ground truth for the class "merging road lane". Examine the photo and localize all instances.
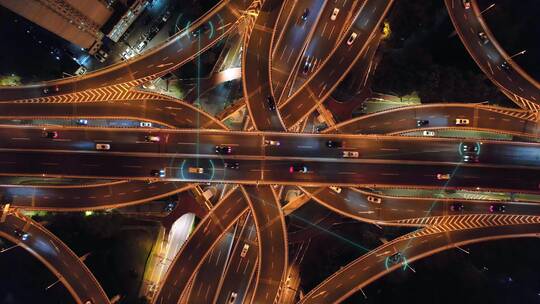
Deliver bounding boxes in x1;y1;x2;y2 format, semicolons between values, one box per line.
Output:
1;181;193;211
186;226;236;304
325;103;540;137
278;0;394;129
0;97;227;130
213;216;258;304
242;186;288;304
152;187;248;304
270;0;329;102
302;186;540;225
243;0;286;130
286;0;360;96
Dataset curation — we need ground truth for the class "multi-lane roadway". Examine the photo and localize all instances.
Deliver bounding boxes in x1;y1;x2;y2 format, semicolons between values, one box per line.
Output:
1;128;540;192
153;187;248;303
299;221;540;303
1;0;540;303
445;0;540;111
278;0;394;129
0;212;110;304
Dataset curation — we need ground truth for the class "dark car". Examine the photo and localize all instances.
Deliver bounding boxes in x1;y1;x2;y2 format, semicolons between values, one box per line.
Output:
224;161;240;170
266;95;276;110
462;154;479;163
500;61;511;71
461;143;480;163
489;203;506;213
191;23;211;39
477;31;489;44
162;11;171;22
165;202;176;212
42;131;58;139
300;8;310;21
416;120;429;127
387;252;404;266
148;26;160;39
13;229;29;241
461;143;479;153
450;202;465;212
289;163;308;173
43;86;59;94
150;169;165;177
215;145;232;155
315;124;327;133
326;140;342;148
302;59;312;75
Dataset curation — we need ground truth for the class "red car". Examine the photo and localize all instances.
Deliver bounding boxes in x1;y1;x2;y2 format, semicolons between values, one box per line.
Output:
42;131;58;139
43;86;60;94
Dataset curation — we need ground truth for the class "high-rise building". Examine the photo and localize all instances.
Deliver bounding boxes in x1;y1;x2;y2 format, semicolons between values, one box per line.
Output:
0;0;113;53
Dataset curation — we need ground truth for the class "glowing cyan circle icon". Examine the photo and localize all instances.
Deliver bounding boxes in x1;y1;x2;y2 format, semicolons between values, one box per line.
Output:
384;252;408;271
458;142;481;156
180;159;216;182
183;20;218;40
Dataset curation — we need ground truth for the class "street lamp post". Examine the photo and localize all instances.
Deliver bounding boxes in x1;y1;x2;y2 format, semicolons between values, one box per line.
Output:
480;3;495;15
45;278;62;291
0;243;21;253
509;50;527;60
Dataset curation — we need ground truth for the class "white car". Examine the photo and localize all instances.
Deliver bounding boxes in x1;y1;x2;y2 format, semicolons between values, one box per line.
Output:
95;143;110;150
228;292;238;303
422;130;435;136
140;122;153;127
240;244;250;257
136;40;148;53
264;139;280;146
347;32;358;45
367;196;382;204
343;151;359;158
331;8;340;20
330;186;342;193
455;118;469;125
437;173;450;180
189;167;204;174
145;135;160;142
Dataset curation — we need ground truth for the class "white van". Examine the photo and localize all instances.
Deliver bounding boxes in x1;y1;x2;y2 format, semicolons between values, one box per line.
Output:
330;186;342;193
367;196;382;204
240;244;250;257
95;143;110;150
455;118;469;125
347;32;358;45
